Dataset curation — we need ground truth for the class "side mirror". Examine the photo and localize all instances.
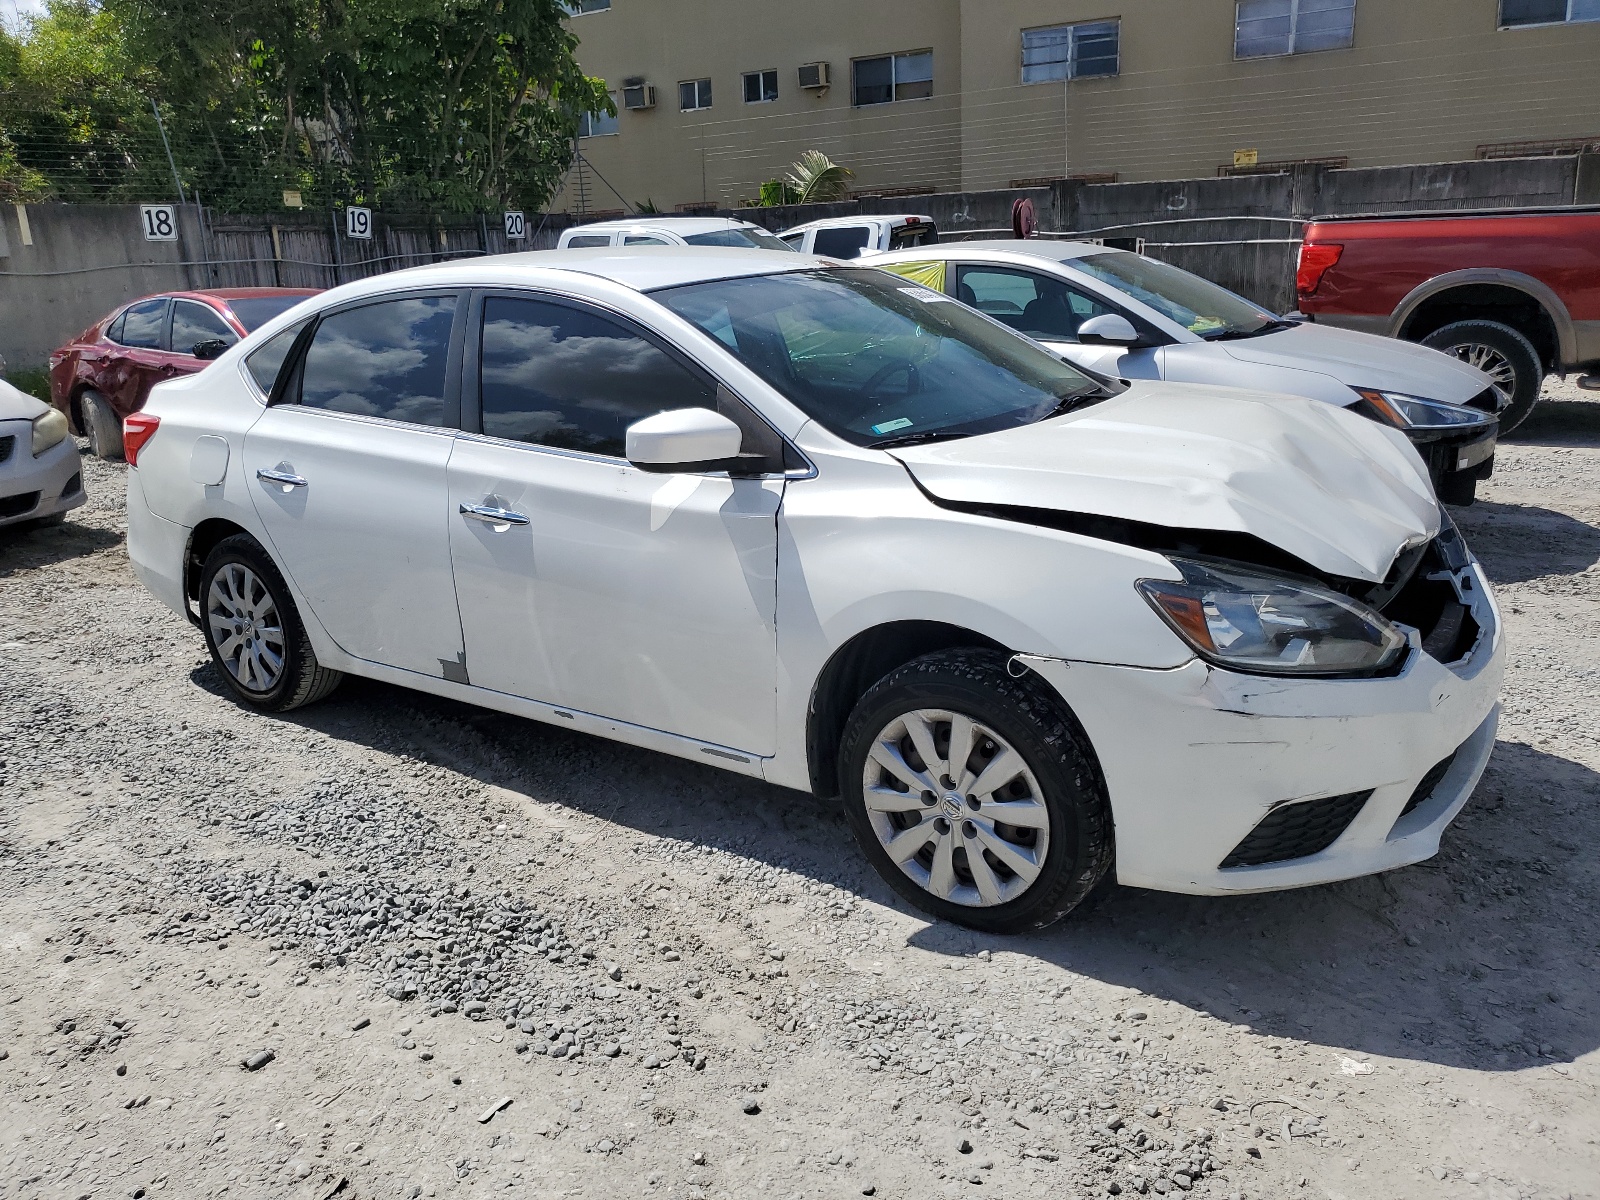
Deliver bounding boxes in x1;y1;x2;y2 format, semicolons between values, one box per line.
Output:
626;407;744;473
192;339;230;360
1076;314;1141;346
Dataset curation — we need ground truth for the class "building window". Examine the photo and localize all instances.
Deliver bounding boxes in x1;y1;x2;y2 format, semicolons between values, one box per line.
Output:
743;69;779;103
1234;0;1355;59
577;95;619;138
1499;0;1600;25
851;50;934;106
1021;20;1120;82
563;0;610;13
679;78;713;111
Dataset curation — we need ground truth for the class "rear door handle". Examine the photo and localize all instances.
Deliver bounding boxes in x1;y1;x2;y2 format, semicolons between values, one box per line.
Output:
256;467;308;490
460;503;529;526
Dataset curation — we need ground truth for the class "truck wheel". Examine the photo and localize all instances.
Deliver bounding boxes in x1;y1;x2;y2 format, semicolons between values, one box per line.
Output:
837;648;1113;934
1420;320;1543;434
81;391;124;460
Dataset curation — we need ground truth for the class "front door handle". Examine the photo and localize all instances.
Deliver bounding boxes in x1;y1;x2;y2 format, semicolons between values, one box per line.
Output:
460;502;529;526
256;467;308;490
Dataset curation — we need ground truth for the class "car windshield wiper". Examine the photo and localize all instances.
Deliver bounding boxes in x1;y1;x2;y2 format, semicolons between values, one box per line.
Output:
1037;384;1113;422
867;430;968;450
1201;320;1296;342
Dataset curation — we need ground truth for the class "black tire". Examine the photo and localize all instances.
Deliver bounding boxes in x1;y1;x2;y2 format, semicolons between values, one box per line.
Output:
1419;319;1543;434
81;390;124;460
199;533;343;712
837;648;1113;934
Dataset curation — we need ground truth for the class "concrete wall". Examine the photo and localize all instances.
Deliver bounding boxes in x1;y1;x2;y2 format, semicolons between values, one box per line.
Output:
0;205;586;371
4;155;1595;369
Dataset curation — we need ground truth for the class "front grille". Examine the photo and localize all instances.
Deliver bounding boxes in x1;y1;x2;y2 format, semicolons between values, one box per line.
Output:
0;435;14;464
0;491;41;519
1220;790;1373;869
1398;752;1458;820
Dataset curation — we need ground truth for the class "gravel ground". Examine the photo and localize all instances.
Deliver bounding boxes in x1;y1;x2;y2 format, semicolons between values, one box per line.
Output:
1;380;1597;1200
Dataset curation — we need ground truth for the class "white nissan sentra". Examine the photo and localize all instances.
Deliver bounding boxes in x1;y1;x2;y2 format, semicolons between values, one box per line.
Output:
124;249;1503;933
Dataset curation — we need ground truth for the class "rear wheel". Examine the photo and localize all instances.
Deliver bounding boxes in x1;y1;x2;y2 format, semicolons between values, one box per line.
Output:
838;648;1113;933
1420;320;1543;434
81;390;123;460
199;534;343;712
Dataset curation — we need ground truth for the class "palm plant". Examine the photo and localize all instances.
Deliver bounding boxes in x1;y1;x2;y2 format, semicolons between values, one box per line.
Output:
759;150;853;206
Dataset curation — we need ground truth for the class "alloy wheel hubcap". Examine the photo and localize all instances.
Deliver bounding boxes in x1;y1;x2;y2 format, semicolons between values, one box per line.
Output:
1447;342;1517;395
861;708;1049;908
206;563;286;693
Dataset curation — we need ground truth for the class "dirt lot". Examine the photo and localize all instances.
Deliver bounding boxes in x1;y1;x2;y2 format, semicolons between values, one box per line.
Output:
1;382;1597;1200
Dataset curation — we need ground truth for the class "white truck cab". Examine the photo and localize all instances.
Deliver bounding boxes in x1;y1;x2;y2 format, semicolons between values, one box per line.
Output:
780;214;939;258
557;217;796;251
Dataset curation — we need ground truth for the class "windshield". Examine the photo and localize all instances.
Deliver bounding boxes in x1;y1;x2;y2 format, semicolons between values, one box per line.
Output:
684;227;798;251
228;295;315;332
1072;252;1278;339
655;268;1101;446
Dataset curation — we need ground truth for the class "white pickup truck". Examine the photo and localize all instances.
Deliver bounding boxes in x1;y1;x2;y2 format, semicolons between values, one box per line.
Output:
779;214;939;258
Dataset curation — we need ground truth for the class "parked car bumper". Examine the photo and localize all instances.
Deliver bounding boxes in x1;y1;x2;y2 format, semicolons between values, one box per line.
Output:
126;465;191;616
1408;424;1498;503
0;424;86;527
1025;557;1504;896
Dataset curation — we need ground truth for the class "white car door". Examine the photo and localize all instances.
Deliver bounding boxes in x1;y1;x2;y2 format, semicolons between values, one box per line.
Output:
242;291;467;678
446;291;783;756
950;263;1164;379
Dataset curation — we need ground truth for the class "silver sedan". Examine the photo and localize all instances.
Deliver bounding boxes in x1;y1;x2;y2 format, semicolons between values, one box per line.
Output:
0;378;86;528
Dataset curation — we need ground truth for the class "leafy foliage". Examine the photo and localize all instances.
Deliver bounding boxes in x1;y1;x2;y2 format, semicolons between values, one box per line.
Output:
752;150;853;207
0;0;611;213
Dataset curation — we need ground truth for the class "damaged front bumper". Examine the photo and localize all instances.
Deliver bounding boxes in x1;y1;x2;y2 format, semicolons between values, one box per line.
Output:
1024;556;1504;896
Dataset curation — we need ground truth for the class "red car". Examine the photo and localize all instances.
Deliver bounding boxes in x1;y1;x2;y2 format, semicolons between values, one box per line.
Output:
49;288;320;458
1295;207;1600;432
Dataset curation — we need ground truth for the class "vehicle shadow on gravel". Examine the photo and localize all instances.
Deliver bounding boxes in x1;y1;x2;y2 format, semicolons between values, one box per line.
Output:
1452;500;1600;585
1503;393;1600;447
911;738;1600;1075
210;661;1598;1078
0;519;122;575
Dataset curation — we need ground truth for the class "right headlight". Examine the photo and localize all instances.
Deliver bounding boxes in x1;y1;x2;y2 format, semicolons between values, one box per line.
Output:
1137;557;1406;677
1350;389;1493;432
31;408;70;457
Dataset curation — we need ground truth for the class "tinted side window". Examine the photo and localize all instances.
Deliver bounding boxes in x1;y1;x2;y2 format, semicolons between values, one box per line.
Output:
565;234;612;248
300;296;456;426
106;312;128;343
171;301;238;355
813;227;873;258
119;299;168;349
479;296;716;457
245;319;310;396
956;266;1115;341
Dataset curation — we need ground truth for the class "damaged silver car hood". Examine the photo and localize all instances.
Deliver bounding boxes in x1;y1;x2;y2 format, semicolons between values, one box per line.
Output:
890;380;1441;583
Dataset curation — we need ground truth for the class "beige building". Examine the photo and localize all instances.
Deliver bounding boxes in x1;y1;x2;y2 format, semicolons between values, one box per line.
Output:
556;0;1600;214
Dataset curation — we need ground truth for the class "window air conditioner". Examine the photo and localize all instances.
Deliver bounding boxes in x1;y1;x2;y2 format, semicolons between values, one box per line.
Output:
623;82;656;110
798;62;831;90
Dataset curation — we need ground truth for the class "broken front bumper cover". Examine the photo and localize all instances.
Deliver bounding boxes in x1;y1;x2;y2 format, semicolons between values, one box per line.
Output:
1023;557;1504;897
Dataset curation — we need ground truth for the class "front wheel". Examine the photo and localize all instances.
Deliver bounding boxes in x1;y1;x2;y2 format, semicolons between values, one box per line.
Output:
838;648;1113;933
199;534;343;712
1420;319;1543;434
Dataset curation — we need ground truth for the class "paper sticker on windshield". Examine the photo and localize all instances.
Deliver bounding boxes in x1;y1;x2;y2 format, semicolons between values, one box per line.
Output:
871;418;914;435
897;286;953;304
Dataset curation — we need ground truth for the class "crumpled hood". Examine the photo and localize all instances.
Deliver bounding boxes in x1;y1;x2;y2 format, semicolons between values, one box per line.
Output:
0;378;51;422
1221;323;1492;404
891;380;1441;583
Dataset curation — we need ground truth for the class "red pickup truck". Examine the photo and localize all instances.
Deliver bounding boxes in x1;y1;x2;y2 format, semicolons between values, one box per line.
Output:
1295;207;1600;431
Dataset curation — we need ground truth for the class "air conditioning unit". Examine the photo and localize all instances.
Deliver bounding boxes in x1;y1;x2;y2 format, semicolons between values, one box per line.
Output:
622;81;656;110
798;62;831;91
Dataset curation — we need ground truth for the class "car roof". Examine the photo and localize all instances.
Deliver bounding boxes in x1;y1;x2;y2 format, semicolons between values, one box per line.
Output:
873;238;1117;265
328;246;826;297
782;214;934;235
563;217;763;235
